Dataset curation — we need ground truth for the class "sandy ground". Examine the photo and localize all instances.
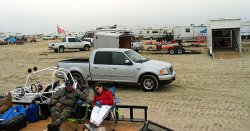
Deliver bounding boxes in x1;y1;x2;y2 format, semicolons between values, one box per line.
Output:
0;40;250;131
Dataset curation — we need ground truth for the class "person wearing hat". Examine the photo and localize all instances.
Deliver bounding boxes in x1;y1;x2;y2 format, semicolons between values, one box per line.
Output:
84;83;114;130
47;80;88;131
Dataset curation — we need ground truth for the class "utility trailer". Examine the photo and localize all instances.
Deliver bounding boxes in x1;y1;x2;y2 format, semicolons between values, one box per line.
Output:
207;18;242;59
141;44;201;55
93;32;132;49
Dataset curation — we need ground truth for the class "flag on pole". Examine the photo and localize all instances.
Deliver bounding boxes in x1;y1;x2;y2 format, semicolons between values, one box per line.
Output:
57;25;65;34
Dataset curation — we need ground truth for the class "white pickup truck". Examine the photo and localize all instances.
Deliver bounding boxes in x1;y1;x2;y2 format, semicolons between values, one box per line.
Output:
57;48;176;92
48;36;91;53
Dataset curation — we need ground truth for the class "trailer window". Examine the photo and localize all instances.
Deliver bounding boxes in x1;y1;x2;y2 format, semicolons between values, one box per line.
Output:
94;52;112;64
185;28;190;32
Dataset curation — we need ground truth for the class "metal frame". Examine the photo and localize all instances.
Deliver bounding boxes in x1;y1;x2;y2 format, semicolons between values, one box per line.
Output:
11;66;76;103
115;105;148;122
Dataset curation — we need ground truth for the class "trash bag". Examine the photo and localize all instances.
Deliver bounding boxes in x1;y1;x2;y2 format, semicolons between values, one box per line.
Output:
26;101;40;122
0;105;26;122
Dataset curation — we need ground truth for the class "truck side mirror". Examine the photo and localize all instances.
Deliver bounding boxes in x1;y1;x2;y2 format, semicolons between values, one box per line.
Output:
125;60;132;65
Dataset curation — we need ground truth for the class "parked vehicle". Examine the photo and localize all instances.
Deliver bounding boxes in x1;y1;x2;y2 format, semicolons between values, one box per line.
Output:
8;67;88;104
42;36;55;40
82;37;94;46
0;38;7;45
48;36;91;53
173;25;206;42
57;48;176;92
131;35;144;52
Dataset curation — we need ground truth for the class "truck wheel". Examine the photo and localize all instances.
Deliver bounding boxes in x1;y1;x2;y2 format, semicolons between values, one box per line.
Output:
54;49;58;52
177;48;184;54
84;45;90;51
140;74;159;92
71;72;85;89
169;48;175;55
59;46;65;53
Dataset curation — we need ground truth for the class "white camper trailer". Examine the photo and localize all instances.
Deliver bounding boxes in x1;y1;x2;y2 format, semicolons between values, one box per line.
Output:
93;32;132;49
207;18;242;58
173;25;206;42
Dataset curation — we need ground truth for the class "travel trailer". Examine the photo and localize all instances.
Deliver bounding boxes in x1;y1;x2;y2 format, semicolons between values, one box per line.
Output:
138;27;172;39
173;25;206;42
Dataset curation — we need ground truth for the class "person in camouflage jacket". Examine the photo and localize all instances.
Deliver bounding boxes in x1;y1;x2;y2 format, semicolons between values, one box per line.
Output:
47;80;87;131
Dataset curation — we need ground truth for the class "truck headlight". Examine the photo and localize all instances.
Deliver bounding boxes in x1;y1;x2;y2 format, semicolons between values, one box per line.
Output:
160;68;170;75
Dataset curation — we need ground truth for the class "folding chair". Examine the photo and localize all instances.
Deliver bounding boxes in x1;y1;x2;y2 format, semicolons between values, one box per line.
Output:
63;99;91;131
107;86;120;131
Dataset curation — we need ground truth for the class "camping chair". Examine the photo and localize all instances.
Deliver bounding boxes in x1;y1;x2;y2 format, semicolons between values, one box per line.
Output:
63;100;83;131
107;86;120;131
64;93;90;131
86;85;119;131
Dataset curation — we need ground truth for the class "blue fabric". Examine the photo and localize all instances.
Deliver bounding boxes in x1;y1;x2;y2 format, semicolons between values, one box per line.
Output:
108;86;120;103
0;105;26;122
108;86;116;96
95;101;102;107
200;29;207;33
26;103;40;122
7;37;17;43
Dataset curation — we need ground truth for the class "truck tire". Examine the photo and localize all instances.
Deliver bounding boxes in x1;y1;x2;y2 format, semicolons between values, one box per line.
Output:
54;49;58;52
84;45;90;51
140;74;159;92
59;46;65;53
177;48;184;54
169;48;175;55
70;72;85;89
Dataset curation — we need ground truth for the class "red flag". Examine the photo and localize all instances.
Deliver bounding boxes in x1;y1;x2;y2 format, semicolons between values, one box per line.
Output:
57;25;65;34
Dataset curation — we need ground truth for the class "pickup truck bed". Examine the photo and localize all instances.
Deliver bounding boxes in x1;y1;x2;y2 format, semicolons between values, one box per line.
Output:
59;58;89;63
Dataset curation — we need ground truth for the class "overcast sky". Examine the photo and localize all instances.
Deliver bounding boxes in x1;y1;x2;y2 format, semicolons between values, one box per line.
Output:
0;0;249;34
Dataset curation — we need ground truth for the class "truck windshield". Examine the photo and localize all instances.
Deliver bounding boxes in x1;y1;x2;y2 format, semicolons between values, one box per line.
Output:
124;50;148;63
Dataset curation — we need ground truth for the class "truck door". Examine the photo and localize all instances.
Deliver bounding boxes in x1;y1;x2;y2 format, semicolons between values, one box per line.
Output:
110;52;135;82
68;38;82;48
90;51;111;81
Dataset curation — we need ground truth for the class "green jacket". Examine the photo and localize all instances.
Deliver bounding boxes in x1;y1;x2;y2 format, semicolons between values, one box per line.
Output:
50;88;87;108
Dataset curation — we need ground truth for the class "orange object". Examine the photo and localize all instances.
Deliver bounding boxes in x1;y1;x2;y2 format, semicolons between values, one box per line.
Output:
162;45;173;49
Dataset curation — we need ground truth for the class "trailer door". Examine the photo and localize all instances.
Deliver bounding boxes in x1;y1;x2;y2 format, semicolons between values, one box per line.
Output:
119;35;131;49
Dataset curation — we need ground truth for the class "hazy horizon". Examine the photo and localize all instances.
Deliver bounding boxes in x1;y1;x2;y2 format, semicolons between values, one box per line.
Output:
0;0;249;34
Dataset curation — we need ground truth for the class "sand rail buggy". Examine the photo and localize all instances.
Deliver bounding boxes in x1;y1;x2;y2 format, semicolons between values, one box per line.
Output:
9;66;88;104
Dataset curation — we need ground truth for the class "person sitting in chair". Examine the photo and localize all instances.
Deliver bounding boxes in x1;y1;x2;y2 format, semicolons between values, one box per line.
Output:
47;80;88;131
85;83;114;130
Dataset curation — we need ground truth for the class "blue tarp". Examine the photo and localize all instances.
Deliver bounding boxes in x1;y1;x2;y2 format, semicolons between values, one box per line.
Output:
200;29;207;33
0;105;26;122
6;37;17;43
